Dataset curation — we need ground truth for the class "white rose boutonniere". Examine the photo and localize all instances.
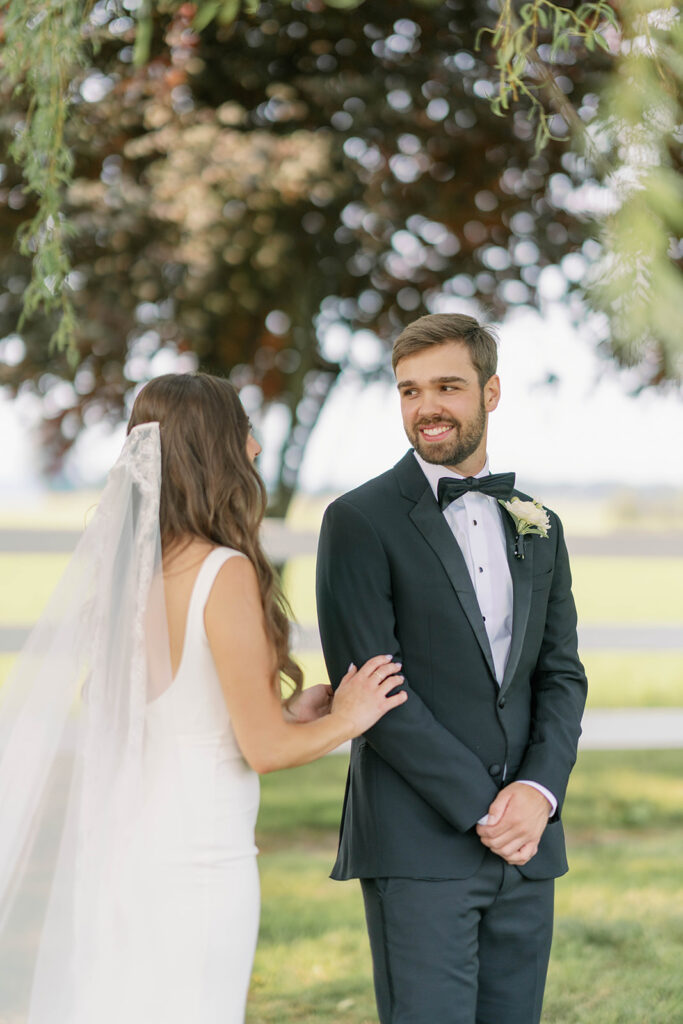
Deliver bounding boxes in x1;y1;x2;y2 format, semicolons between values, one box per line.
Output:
499;497;551;558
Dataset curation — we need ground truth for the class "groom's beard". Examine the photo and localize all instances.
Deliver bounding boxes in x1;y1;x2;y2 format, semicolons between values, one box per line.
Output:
407;397;486;467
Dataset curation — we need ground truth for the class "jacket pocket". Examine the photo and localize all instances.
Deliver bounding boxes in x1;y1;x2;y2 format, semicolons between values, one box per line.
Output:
532;567;554;591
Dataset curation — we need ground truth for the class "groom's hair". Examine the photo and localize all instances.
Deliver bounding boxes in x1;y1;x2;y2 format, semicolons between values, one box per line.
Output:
391;313;498;388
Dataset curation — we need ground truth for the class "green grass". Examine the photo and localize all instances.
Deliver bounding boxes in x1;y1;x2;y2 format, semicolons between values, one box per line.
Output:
4;629;683;713
293;650;683;710
283;555;683;627
569;557;683;625
581;651;683;708
0;553;70;624
250;752;683;1024
282;557;319;627
2;548;681;634
3;550;683;712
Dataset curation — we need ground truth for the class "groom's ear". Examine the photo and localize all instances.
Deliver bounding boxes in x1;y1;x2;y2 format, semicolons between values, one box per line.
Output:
483;374;501;413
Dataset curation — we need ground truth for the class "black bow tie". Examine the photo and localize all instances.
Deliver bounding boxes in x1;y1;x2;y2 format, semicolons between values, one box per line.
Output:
437;472;516;510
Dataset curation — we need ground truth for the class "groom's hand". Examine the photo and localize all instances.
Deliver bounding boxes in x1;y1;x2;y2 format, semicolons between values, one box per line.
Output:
476;782;551;866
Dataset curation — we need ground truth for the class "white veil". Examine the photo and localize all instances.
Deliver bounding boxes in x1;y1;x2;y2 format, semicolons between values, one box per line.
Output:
0;421;178;1022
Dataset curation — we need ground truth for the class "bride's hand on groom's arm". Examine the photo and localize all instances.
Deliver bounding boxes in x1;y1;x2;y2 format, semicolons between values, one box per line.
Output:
475;782;551;866
331;657;407;736
284;656;407;724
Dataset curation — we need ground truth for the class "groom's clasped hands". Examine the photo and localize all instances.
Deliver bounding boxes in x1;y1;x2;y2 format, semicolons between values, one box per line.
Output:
476;782;553;866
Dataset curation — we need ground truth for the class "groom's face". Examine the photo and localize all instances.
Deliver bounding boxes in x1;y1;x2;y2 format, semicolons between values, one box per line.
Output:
396;341;500;468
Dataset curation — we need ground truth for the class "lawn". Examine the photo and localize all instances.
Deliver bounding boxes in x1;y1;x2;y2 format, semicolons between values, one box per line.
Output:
293;650;683;710
3;552;682;629
2;551;683;708
282;555;683;627
250;751;683;1024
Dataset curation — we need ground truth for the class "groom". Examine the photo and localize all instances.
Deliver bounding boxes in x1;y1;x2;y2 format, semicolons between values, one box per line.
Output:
315;313;587;1023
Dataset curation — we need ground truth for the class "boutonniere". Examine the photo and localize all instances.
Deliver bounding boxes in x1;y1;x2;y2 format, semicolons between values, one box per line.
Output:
498;498;551;559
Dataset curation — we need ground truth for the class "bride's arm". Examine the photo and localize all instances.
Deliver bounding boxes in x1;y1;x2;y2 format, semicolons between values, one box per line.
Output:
205;556;406;773
283;684;333;722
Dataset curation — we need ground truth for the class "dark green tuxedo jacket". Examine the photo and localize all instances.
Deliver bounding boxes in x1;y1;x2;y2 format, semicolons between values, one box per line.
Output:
315;451;587;881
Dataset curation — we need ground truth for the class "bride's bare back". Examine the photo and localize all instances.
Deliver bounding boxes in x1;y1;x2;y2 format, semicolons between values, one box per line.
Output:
163;537;219;678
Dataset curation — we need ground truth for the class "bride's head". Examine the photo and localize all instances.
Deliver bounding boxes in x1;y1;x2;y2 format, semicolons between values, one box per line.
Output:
128;372;302;694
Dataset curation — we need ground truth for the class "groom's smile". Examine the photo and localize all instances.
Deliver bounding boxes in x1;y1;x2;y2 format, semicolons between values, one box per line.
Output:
420;423;454;440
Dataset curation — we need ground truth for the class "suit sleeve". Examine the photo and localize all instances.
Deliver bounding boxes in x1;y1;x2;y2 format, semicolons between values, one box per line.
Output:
514;515;587;814
316;497;498;833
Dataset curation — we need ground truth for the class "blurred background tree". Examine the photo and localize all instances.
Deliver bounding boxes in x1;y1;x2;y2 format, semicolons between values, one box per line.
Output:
0;0;680;512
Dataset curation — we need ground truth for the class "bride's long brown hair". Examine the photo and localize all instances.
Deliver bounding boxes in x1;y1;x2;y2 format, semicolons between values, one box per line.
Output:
128;372;303;696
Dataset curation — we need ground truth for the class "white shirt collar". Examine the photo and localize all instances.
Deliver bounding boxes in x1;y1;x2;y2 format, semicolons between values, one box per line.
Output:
413;450;491;502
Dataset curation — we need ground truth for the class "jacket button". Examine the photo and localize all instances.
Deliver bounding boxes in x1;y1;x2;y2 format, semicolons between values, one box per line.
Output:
488;763;501;777
498;697;506;709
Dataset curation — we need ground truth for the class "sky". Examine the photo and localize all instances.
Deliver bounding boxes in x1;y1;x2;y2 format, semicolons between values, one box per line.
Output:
2;300;683;499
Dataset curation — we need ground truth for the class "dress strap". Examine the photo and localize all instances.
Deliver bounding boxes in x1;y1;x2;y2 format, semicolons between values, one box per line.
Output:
188;547;246;629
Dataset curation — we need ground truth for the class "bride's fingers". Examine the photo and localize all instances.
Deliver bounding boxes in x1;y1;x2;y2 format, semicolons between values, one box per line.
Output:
378;673;404;691
361;654;396;675
370;661;402;683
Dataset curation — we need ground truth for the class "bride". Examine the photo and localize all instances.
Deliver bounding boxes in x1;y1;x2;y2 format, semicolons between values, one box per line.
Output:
0;372;406;1024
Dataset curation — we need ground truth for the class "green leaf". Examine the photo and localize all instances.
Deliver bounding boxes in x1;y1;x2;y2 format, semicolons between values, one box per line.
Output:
218;0;242;24
193;0;223;32
133;14;153;67
499;40;516;65
322;0;366;8
512;54;527;77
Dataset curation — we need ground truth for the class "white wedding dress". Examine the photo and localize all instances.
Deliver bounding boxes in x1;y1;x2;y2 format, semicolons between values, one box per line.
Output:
0;427;262;1024
76;547;261;1024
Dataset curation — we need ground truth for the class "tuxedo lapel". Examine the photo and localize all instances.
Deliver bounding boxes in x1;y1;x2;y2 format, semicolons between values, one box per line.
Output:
499;498;534;696
394;454;497;682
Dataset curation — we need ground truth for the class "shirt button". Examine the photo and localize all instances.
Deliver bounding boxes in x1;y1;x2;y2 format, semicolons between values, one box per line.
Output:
473;519;478;525
482;615;486;621
478;566;484;573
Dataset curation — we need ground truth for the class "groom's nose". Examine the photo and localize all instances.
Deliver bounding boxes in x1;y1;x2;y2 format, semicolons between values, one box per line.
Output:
415;390;446;420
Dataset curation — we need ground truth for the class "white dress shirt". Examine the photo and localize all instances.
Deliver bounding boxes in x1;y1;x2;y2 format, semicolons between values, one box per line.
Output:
414;452;556;818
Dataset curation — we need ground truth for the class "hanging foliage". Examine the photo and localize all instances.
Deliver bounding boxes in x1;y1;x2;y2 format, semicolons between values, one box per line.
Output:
2;0;680;385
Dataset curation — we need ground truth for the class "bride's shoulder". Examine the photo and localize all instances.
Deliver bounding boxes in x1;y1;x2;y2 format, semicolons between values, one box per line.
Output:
205;552;261;637
162;539;248;594
211;543;248;560
211;548;255;584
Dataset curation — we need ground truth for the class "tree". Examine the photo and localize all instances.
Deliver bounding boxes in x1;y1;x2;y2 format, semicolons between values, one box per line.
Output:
1;0;680;510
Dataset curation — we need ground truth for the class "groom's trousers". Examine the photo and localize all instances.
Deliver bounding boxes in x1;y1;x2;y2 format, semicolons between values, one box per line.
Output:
360;850;554;1024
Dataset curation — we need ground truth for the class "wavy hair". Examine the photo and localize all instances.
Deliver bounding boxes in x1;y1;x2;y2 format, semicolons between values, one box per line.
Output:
392;313;498;387
128;372;302;696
